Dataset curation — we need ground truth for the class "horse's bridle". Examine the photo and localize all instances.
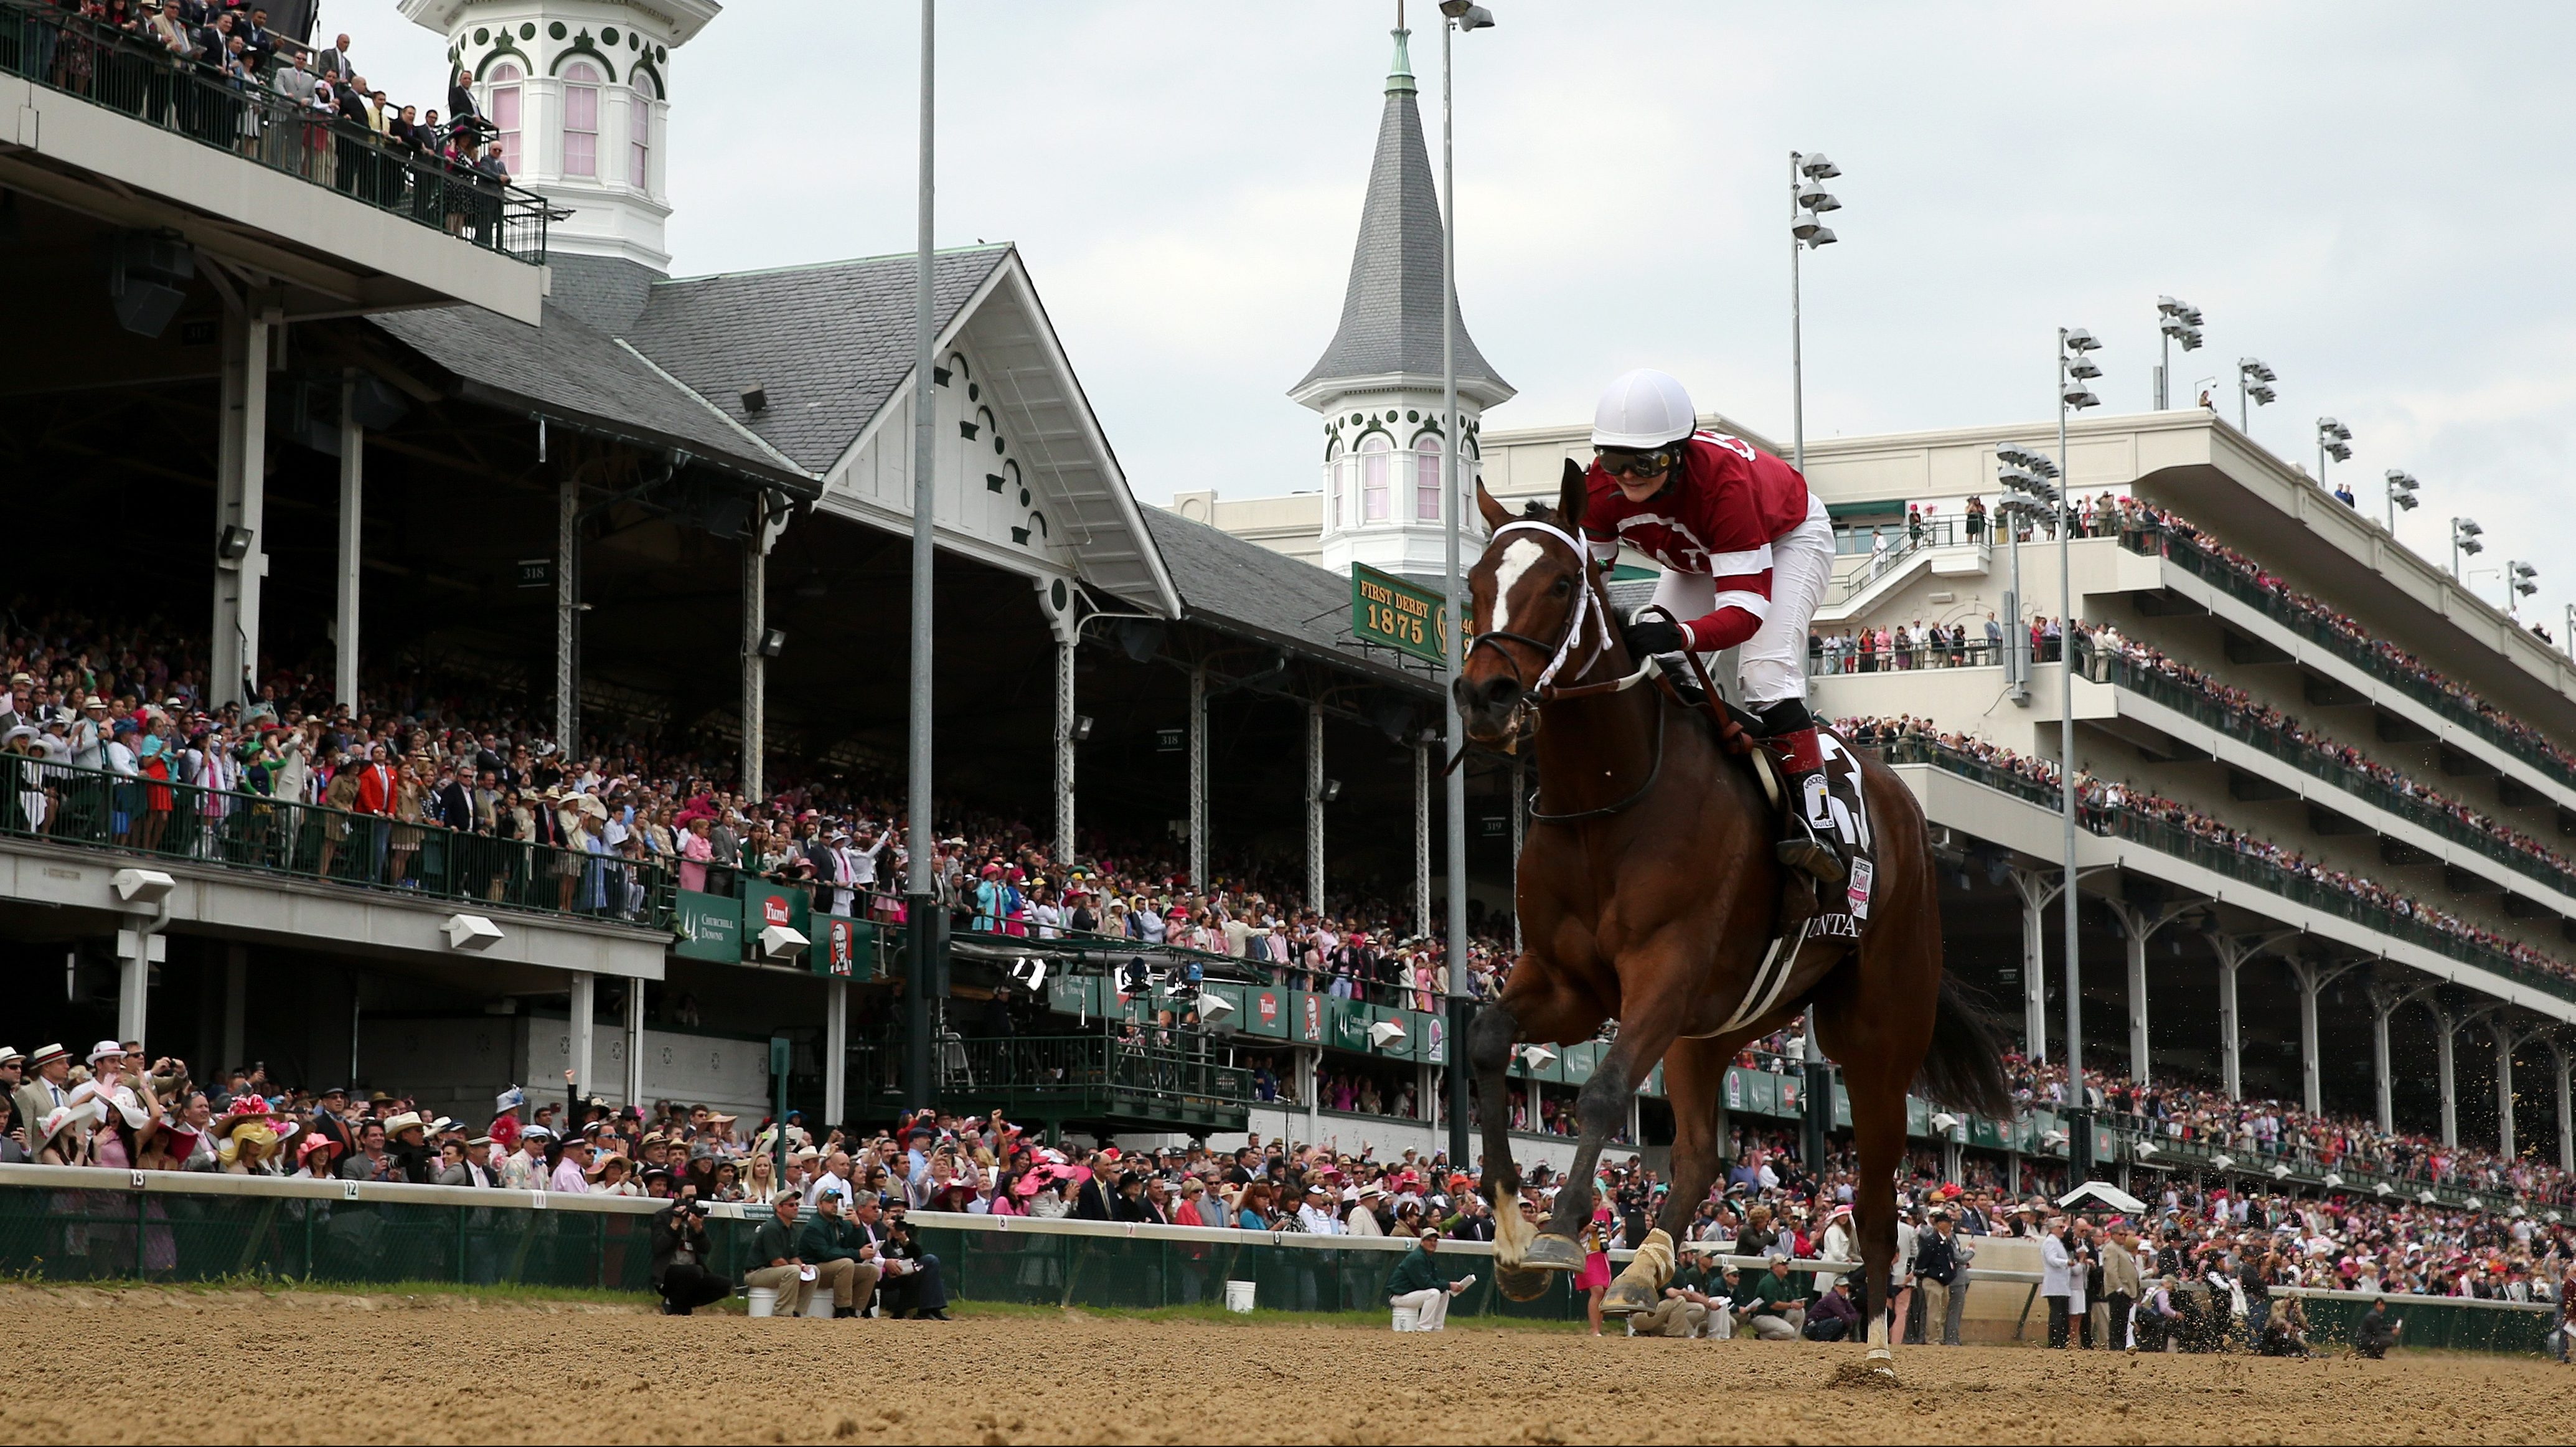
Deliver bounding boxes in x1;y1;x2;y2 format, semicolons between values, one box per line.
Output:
1467;519;1668;823
1465;519;1614;702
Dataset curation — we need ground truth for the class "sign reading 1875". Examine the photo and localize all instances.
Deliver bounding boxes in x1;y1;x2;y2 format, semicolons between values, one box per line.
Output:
1350;563;1449;666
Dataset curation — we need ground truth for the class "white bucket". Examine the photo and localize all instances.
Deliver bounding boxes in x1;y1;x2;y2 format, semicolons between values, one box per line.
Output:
802;1291;834;1319
746;1286;779;1319
1223;1280;1256;1314
1390;1304;1419;1332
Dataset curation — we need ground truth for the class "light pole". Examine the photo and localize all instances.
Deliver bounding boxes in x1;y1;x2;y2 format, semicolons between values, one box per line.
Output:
1788;150;1841;473
2059;325;2102;1183
903;0;939;1109
2451;517;2484;582
1995;444;2059;709
2384;469;2419;534
2316;418;2353;495
1787;146;1840;1177
2508;562;2539;618
2155;296;2202;409
2236;356;2277;433
1436;0;1493;1174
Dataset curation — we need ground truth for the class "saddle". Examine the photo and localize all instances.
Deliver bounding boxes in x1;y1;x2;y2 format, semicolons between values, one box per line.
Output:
1645;644;1876;943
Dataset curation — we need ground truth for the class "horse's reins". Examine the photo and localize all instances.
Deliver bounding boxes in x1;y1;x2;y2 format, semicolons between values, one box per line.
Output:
1464;518;1670;824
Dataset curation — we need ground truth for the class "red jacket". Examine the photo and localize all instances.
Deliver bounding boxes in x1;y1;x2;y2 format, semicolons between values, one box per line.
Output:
354;763;397;816
1582;430;1811;652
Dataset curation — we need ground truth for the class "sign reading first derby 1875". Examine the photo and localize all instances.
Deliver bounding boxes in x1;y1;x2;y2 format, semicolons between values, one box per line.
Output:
1351;563;1449;666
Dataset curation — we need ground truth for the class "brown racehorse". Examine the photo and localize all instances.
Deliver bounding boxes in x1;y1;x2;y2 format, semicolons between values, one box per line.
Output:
1452;462;2010;1373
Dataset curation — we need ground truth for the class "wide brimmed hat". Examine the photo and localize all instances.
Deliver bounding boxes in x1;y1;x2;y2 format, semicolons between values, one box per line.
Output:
25;1044;65;1068
380;1111;426;1138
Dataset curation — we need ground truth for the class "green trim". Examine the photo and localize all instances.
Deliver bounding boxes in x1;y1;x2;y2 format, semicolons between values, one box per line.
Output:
551;31;618;82
1826;499;1905;520
629;58;665;99
473;42;532;81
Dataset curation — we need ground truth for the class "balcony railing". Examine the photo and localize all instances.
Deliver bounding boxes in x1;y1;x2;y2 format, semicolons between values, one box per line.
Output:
0;754;668;930
2097;648;2576;903
0;1;548;265
847;1027;1253;1131
2126;521;2576;793
1871;733;2576;1007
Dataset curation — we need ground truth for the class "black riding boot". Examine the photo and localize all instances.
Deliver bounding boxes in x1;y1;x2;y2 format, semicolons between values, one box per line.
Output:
1757;705;1846;887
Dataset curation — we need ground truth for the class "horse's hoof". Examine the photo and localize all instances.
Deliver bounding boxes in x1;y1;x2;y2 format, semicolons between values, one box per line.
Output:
1496;1266;1551;1303
1599;1280;1657;1317
1520;1234;1584;1273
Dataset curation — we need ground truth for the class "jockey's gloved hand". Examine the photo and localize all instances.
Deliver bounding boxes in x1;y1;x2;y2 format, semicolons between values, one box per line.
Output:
1620;614;1688;659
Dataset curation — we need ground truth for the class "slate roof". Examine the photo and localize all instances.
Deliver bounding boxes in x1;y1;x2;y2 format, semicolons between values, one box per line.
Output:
1291;37;1510;405
370;301;811;488
624;246;1011;474
1142;504;1439;694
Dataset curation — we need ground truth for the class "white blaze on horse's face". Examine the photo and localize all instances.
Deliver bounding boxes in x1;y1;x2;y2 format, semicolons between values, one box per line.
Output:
1489;538;1545;636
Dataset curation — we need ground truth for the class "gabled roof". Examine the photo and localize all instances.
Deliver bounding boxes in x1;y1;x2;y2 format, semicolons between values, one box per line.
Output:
1290;29;1511;411
624;246;1010;474
1142;504;1439;693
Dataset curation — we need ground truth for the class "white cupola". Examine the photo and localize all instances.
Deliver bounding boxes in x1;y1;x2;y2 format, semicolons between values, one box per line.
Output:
1289;24;1513;583
400;0;721;271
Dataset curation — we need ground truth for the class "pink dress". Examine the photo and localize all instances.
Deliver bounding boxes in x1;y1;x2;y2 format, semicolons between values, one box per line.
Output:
1573;1218;1613;1291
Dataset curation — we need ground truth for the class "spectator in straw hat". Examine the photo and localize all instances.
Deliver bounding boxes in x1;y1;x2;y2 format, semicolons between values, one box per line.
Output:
14;1044;70;1147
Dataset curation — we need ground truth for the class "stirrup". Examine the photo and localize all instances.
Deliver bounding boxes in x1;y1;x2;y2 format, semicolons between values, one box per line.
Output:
1777;833;1846;885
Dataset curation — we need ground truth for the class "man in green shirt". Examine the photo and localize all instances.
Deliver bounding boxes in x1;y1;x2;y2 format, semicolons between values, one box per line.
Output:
796;1188;881;1319
1385;1228;1474;1331
1632;1255;1723;1338
1736;1254;1807;1341
746;1190;818;1316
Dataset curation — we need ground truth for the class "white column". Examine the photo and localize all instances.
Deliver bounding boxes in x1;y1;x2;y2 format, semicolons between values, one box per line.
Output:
1421;1062;1437;1126
568;971;596;1096
2106;897;2198;1086
117;932;151;1045
2283;958;2354;1118
1301;1046;1320;1141
2554;1045;2573;1174
211;303;275;709
1414;741;1432;935
1305;704;1325;912
1053;633;1076;866
221;944;247;1074
2434;1009;2458;1149
624;981;646;1111
825;978;848;1129
2495;1026;2517;1160
335;369;364;709
1188;664;1207;887
2369;989;2397;1136
2216;947;2243;1100
741;493;768;798
2008;868;2057;1062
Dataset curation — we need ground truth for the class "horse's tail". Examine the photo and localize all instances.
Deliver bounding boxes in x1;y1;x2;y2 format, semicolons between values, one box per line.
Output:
1915;972;2014;1119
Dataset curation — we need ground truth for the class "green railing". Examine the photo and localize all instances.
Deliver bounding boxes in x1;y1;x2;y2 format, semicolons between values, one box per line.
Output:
0;0;548;264
2136;524;2576;792
2097;1117;2563;1208
2099;648;2576;900
1874;734;2576;1007
847;1029;1254;1134
0;753;671;931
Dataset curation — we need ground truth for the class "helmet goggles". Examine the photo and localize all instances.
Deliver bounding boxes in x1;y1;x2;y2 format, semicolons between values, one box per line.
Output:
1594;444;1683;480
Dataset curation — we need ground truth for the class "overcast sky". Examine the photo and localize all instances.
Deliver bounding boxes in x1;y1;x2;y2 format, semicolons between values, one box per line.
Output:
342;1;2576;627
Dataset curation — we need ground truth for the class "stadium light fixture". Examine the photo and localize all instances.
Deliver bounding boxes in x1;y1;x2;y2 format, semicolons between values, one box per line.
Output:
2236;356;2279;431
2509;560;2539;616
2050;324;2102;1178
2384;468;2420;532
2452;516;2484;579
2155;296;2204;406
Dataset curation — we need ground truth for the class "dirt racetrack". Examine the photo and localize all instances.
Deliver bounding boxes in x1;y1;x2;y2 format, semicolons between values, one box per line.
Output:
0;1289;2562;1445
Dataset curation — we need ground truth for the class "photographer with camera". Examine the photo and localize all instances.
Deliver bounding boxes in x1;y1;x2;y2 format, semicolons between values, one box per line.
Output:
651;1187;730;1316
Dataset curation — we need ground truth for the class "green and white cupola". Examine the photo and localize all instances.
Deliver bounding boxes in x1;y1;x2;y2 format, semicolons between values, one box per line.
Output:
1290;23;1513;582
401;0;720;271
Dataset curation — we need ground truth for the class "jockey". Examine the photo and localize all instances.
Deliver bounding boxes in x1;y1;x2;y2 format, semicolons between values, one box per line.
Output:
1581;368;1844;886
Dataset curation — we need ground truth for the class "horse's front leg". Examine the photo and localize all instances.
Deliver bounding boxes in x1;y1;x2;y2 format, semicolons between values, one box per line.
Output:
1473;959;1605;1296
1530;954;1691;1304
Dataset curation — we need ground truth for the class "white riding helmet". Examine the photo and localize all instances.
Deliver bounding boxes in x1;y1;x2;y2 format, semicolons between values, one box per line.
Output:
1591;369;1697;450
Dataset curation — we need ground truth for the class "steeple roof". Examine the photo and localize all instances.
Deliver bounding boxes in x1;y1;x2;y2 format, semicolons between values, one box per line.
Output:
1291;27;1513;411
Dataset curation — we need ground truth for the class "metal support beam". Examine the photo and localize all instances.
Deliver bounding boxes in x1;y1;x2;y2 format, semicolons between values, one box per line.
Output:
2495;1024;2517;1160
211;302;276;709
2283;956;2359;1117
117;927;153;1045
1053;631;1076;865
2554;1042;2574;1174
825;977;849;1130
1305;704;1325;911
2105;896;2199;1085
2209;930;2293;1101
623;980;645;1111
2433;1005;2461;1149
568;971;596;1098
555;469;579;749
1414;740;1432;934
2007;867;2062;1062
334;368;363;709
1187;662;1207;886
741;492;768;798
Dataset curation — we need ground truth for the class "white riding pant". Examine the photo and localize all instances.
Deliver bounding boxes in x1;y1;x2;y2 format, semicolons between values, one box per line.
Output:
1650;494;1834;707
1391;1286;1450;1331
